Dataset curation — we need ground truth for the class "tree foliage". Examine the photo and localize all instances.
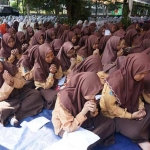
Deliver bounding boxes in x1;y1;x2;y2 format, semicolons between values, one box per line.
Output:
15;0;90;24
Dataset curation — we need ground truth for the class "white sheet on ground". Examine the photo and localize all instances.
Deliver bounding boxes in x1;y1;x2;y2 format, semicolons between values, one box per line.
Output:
44;127;100;150
58;76;66;86
21;116;50;132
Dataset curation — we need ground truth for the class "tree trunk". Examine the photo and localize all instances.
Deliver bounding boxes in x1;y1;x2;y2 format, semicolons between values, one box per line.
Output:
26;2;30;17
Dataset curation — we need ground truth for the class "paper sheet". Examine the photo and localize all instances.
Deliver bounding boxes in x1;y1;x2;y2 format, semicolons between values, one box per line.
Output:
105;29;111;35
44;140;77;150
44;127;100;150
26;116;50;132
95;95;102;100
58;76;66;86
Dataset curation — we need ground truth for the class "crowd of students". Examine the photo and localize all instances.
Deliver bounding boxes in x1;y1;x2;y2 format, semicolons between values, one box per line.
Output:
0;16;150;150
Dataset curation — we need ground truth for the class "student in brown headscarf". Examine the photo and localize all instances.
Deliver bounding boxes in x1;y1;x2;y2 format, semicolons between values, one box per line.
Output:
7;28;16;38
34;43;63;109
17;45;39;81
25;27;34;45
103;56;126;75
77;35;100;64
15;31;28;55
78;27;90;47
0;33;19;65
100;53;150;150
65;31;77;46
129;39;150;54
60;30;70;43
52;72;115;148
132;23;149;46
57;41;76;76
107;23;117;34
99;35;112;54
50;39;63;56
101;36;127;65
141;47;150;105
0;61;43;126
29;30;45;49
44;28;56;44
67;55;103;83
143;29;150;39
124;28;138;47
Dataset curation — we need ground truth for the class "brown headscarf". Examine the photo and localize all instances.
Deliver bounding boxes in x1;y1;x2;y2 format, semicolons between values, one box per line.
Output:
88;23;96;34
68;55;103;80
65;31;77;43
124;28;138;46
129;39;150;54
81;26;90;36
105;53;150;113
101;36;121;65
0;61;17;88
126;23;136;32
45;28;56;44
99;35;112;54
113;29;125;38
133;32;148;46
57;41;74;71
15;31;25;54
56;24;65;39
29;30;45;48
25;27;34;44
78;35;89;47
73;28;81;36
7;27;16;36
142;47;150;93
41;26;47;32
143;30;150;39
34;43;60;82
59;72;102;117
77;35;99;58
50;39;63;56
12;21;19;32
17;45;40;70
60;30;70;43
0;33;16;59
107;23;116;34
103;56;126;74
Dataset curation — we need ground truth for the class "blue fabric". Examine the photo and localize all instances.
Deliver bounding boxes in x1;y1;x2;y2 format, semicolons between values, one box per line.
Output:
0;109;141;150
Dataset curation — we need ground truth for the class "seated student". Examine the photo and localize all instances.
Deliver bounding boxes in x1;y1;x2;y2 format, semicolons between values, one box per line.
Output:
103;56;126;75
0;61;43;126
65;31;78;45
50;39;63;56
57;41;77;76
124;28;138;47
99;53;150;150
15;31;28;55
128;39;150;54
44;28;56;44
28;30;45;49
34;43;63;109
67;55;103;83
77;35;100;64
132;23;149;46
17;45;40;89
142;47;150;104
25;27;34;45
7;27;16;38
52;72;115;148
78;27;90;47
0;33;20;65
101;36;127;65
